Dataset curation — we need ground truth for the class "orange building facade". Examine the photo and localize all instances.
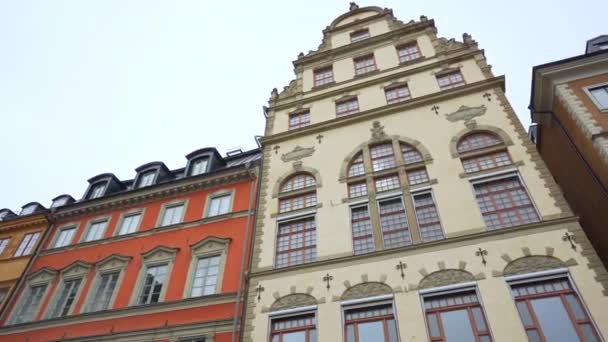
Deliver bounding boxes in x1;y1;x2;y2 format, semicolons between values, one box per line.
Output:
0;147;260;342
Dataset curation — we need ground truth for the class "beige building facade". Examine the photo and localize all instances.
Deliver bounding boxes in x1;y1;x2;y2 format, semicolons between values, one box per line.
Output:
244;4;608;342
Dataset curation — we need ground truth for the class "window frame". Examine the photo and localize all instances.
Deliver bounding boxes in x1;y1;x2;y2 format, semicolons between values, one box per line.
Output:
349;203;375;255
0;237;11;256
341;296;400;342
205;190;235;218
384;84;411;104
353;54;377;76
114;209;144;236
157;200;188;227
83;254;130;313
188;157;210;177
8;268;56;325
583;82;608;112
411;189;445;242
436;70;466;90
350;28;370;43
81;217;110;243
14;232;41;257
183;237;230;298
136;170;158;188
289;110;311;130
131;246;177;306
376;195;412;249
396;42;422;63
313;66;334;87
51;224;78;248
269;308;318;342
88;181;108;200
336;97;360;117
274;214;317;269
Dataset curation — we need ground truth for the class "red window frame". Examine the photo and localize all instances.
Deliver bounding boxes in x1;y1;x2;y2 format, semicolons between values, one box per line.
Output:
378;197;411;249
407;168;429;185
313;66;334;87
354;54;377;75
511;278;600;342
424;291;492;342
278;192;317;213
385;85;411;104
462;151;512;173
348;182;368;198
344;303;398;342
289;111;311;130
280;174;316;193
350;205;374;255
397;42;422;63
350;29;370;43
336;98;360;117
270;313;316;342
413;192;444;242
275;217;316;268
473;176;539;230
436;71;465;90
374;174;401;193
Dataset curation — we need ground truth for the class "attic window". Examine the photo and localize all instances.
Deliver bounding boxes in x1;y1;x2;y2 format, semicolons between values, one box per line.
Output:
0;211;8;220
51;197;69;208
350;29;370;43
20;205;37;216
137;170;157;188
190;157;209;176
89;182;107;199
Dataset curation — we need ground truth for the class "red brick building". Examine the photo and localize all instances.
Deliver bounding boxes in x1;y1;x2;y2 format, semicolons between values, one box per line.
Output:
530;35;608;268
0;147;260;342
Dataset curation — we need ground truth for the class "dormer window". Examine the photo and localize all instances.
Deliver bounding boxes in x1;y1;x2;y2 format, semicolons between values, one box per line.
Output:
0;210;8;220
89;183;107;199
20;204;37;216
190;158;209;176
51;196;71;208
350;29;370;43
138;171;157;188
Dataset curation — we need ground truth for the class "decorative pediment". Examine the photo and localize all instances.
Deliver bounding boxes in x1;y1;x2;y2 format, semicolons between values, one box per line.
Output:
271;293;318;311
281;146;315;163
61;260;93;278
445;105;487;125
341;282;393;301
28;267;58;284
419;269;475;289
141;245;180;262
190;236;231;254
503;256;566;277
96;254;132;271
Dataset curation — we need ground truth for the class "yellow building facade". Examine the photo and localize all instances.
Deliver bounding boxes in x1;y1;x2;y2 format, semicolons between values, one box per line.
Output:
244;4;608;342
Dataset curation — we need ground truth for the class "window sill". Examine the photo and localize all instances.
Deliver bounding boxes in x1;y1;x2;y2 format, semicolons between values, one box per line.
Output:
354;69;380;79
399;56;428;66
311;81;336;91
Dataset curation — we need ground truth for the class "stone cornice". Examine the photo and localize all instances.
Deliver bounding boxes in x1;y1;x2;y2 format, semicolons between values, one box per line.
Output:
0;214;48;233
0;292;237;335
249;216;578;279
54;167;253;220
273;48;480;111
262;76;505;146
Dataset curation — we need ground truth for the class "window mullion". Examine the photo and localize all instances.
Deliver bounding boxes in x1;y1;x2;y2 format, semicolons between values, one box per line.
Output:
392;140;422;244
362;147;383;251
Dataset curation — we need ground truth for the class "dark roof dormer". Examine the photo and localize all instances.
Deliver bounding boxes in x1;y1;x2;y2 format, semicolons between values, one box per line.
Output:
20;202;46;216
51;194;76;209
185;148;226;177
586;35;608;54
84;173;125;200
0;208;18;221
133;162;174;189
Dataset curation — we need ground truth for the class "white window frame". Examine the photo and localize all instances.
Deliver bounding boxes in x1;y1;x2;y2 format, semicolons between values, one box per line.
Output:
189;157;209;176
204;190;235;218
14;232;41;257
81;217;110;242
115;209;144;236
183;237;230;298
157;200;188;227
410;188;445;242
43;261;91;319
89;182;108;199
52;225;78;248
0;237;11;255
83;254;130;313
137;170;157;188
8;268;56;325
130;246;177;306
584;82;608;112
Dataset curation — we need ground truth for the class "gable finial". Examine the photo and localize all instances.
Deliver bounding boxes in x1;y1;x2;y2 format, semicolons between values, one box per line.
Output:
349;2;359;11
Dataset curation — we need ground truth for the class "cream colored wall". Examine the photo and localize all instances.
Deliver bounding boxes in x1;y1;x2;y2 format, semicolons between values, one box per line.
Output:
250;225;608;342
283;57;484;135
331;19;390;49
259;87;562;268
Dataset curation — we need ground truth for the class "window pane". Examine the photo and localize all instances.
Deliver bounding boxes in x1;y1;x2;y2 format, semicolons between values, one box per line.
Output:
581;324;599;342
89;272;119;312
565;294;586;321
515;301;533;326
138;171;156;187
346;324;356;342
440;309;476;341
162;205;184;226
351;205;374;255
190;158;209;176
357;321;385;341
427;313;441;337
282;331;306;342
472;307;487;332
191;255;221;297
530;297;580;342
387;319;398;342
85;221;107;241
379;198;411;248
526;330;542;342
413;192;444;242
209;195;231;216
54;228;76;248
590;86;608;108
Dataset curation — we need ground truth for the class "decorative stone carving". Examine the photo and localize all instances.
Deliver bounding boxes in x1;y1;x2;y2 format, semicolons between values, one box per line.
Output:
503;256;566;276
270;293;317;311
370;121;387;141
341;282;392;300
281;146;315;162
349;2;359;10
419;269;475;289
435;38;466;54
278;80;301;100
445;105;487;125
462;33;478;47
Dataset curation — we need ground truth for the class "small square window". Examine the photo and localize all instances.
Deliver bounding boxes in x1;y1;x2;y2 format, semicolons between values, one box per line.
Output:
161;204;185;226
437;71;465;90
313;66;334;87
190;158;209;176
207;194;232;217
117;213;142;235
84;220;108;242
336;98;359;117
289;111;311;130
354;54;377;75
350;29;370;43
587;85;608;110
397;43;422;63
89;183;107;199
54;227;76;248
138;171;156;188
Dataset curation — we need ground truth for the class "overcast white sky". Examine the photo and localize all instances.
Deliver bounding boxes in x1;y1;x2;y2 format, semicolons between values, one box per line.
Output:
0;1;606;212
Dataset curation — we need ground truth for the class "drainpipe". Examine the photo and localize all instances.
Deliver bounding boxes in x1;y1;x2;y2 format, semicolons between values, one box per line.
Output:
231;163;258;342
0;212;56;322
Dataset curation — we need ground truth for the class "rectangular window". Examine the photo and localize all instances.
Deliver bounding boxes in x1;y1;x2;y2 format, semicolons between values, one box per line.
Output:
190;158;209;176
344;303;398;342
276;217;316;268
138;264;167;304
88;272;119;312
208;194;232;217
423;290;492;341
375;175;401;193
14;232;41;257
89;183;106;199
385;85;411;104
350;29;370;43
348;153;365;177
351;205;374;255
473;175;539;230
48;278;82;318
191;255;221;297
289;111;311;130
271;313;317;342
413;192;444;242
117;213;141;235
0;238;10;255
510;277;600;342
407;168;429;185
313;66;334;87
370;144;396;171
161;204;185;226
437;71;465;90
588;85;608;110
11;284;47;324
378;197;411;249
336;98;359;117
397;43;422;63
84;220;108;242
0;287;8;305
138;171;156;188
21;205;36;215
348;182;368;198
354;54;377;75
279;193;317;213
53;227;76;248
462;151;512;173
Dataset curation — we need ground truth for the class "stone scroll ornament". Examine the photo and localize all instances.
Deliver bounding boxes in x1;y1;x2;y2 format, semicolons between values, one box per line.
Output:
281;146;315;163
445;105;487;126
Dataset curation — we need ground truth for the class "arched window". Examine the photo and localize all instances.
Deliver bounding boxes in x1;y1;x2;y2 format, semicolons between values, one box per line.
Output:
457;131;539;230
275;173;318;268
345;140;443;255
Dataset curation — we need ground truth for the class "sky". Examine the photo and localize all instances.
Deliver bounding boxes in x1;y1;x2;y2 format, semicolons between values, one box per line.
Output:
0;0;606;212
